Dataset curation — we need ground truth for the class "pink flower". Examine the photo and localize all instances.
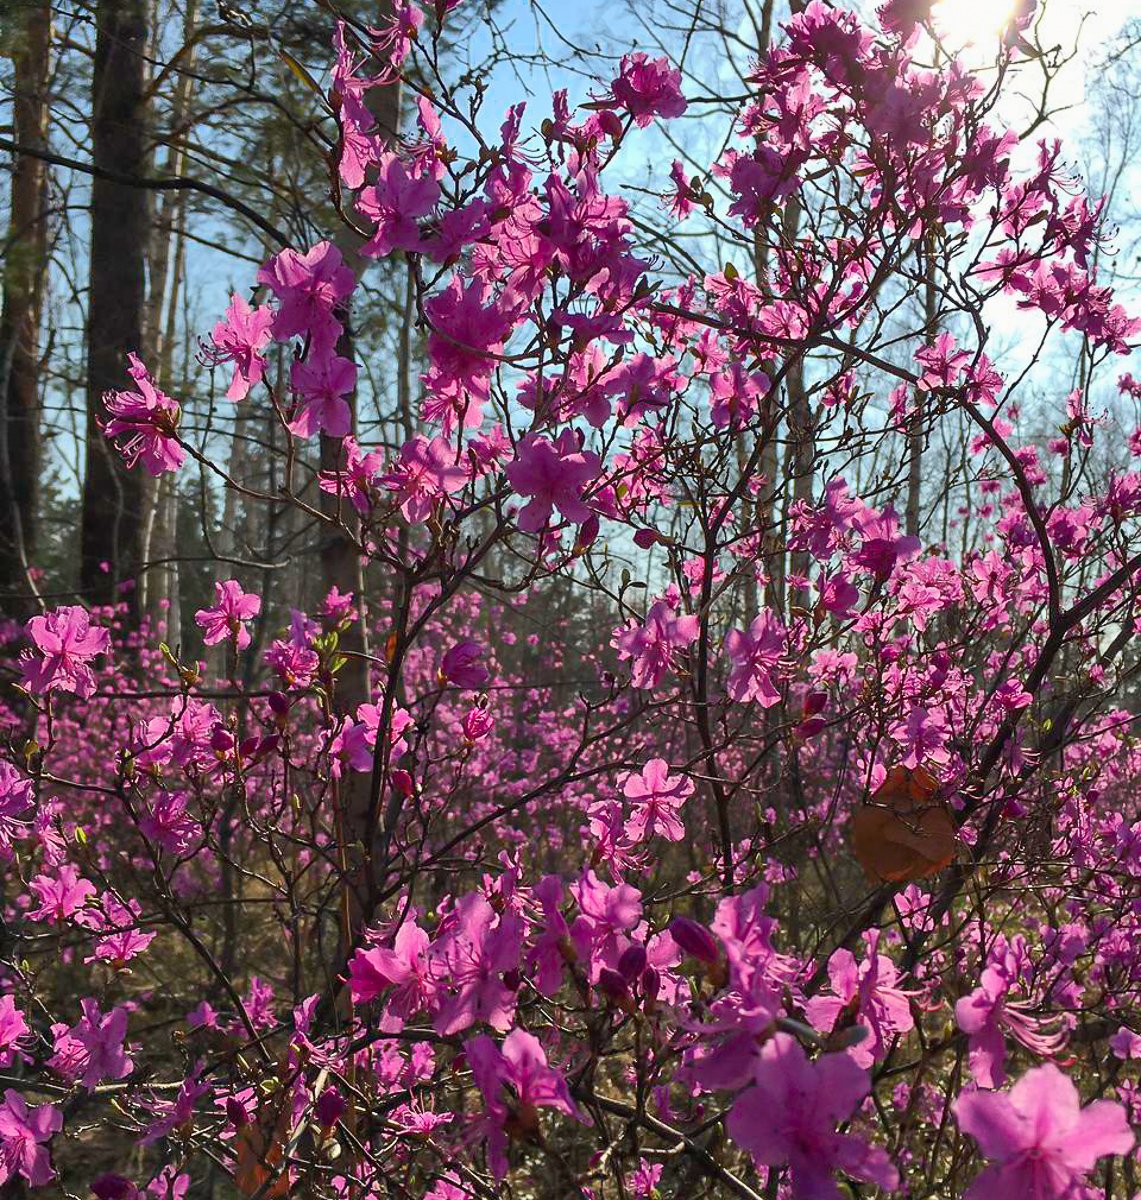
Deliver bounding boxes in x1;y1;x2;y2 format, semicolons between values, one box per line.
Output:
194;580;262;650
723;146;804;219
440;641;489;690
424;277;518;416
505;429;601;532
955;964;1066;1088
0;1089;62;1187
318;436;384;515
462;706;494;742
359;153;441;257
0;763;33;857
916;331;971;390
892;704;951;770
431;894;522;1035
141;1074;210;1145
20;605;109;699
805;930;915;1067
321;585;357;624
819;570;859;617
0;998;29;1069
570;870;644;981
265;638;318;690
381;435;468;523
138;790;201;855
954;1064;1134;1200
257;241;354;344
347;920;435;1024
330;22;382;189
1110;1027;1141;1060
48;999;133;1091
85;894;156;966
850;504;922;579
606;53;687;127
209;293;274;401
103;354;186;476
724;610;786;706
628;1159;663;1197
529;875;573;998
612;599;700;690
288;348;357;438
727;1034;898;1199
466;1028;583;1179
27;865;96;924
621;758;693;843
708;362;770;429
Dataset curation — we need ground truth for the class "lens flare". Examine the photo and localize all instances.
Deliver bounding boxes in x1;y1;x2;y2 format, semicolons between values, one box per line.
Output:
931;0;1023;49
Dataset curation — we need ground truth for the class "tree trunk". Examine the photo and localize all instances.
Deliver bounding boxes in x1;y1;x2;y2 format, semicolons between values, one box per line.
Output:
323;26;401;721
140;0;197;629
0;0;51;614
327;30;400;937
906;237;936;540
80;0;150;613
784;196;814;605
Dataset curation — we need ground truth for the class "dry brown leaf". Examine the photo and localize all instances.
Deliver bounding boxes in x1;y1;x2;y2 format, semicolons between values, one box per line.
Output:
850;765;957;882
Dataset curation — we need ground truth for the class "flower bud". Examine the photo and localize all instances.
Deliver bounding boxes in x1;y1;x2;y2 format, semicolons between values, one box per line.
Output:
210;727;235;753
597;968;630;1002
618;943;647;982
643;965;661;1009
669;916;720;965
92;1175;136;1200
225;1096;250;1128
803;689;827;719
462;707;494;742
315;1085;346;1129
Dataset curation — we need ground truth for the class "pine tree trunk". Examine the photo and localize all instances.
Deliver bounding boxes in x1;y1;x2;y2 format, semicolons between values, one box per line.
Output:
0;0;51;614
906;239;936;540
80;0;150;614
327;28;400;935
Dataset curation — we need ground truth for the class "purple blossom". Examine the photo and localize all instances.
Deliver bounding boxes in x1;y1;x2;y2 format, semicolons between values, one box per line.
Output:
440;641;489;690
208;293;274;401
612;599;699;690
20;605;109;699
48;999;133;1090
955;964;1066;1088
103;354;186;476
0;1090;62;1187
257;241;354;344
466;1028;583;1179
621;758;693;843
194;580;262;650
724;610;786;706
954;1064;1134;1200
805;930;915;1066
431;894;522;1035
505;430;601;533
727;1034;898;1199
348;920;436;1025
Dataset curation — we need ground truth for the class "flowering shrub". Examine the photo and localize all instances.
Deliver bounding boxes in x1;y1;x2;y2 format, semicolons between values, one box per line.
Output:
2;1;1140;1197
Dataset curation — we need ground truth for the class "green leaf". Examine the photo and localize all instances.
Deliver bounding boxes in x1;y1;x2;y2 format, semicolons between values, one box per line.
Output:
279;50;328;104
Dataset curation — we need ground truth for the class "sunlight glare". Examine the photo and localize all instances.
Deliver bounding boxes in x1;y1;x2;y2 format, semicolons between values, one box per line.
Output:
931;0;1022;51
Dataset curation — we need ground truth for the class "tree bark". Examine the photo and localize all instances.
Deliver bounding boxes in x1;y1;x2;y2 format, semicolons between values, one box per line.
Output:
140;0;197;631
326;23;400;938
80;0;150;613
0;0;52;614
906;237;936;539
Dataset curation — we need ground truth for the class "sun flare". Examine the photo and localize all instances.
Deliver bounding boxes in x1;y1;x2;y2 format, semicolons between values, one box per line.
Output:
931;0;1023;50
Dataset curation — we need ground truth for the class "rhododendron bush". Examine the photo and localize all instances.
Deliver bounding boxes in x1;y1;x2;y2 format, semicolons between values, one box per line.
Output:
3;1;1141;1197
